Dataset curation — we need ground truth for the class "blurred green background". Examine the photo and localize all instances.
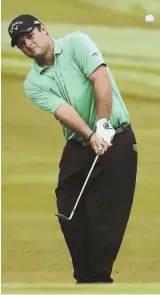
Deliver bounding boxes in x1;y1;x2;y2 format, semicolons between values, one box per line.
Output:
2;0;160;293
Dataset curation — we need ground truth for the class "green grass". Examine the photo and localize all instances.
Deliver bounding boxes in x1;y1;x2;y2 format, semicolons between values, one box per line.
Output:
87;0;160;18
2;0;160;27
2;283;160;294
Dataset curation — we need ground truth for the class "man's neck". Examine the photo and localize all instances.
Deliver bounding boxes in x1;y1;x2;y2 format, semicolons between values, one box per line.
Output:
36;39;54;67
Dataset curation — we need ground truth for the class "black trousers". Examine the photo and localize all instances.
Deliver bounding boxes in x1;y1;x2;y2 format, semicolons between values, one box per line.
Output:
55;128;137;282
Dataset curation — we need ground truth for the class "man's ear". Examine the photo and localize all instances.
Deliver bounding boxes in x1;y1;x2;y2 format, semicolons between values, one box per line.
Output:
40;24;48;35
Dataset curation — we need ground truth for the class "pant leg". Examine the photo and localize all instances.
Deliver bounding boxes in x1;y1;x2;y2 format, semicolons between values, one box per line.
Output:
85;129;137;282
55;141;95;281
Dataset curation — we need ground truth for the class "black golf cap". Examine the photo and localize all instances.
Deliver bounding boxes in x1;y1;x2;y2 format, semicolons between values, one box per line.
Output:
8;14;41;47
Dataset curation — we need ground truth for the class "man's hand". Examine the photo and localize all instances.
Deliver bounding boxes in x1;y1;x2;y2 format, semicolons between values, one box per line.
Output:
89;133;109;155
96;118;115;145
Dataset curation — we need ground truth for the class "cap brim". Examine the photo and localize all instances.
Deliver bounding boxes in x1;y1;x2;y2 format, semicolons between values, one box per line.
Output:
11;27;35;47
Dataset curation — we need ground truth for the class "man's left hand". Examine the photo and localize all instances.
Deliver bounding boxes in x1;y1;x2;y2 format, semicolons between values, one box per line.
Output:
96;118;115;146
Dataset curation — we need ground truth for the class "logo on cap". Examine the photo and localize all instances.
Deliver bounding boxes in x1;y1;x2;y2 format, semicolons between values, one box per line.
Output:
10;21;23;34
33;20;40;25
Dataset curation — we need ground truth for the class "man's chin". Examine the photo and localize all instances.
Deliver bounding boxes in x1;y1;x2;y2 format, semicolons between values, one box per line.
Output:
31;52;41;58
26;50;45;60
28;49;42;59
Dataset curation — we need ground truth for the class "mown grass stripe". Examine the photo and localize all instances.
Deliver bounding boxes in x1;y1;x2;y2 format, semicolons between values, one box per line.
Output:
2;21;160;58
2;0;160;28
2;283;160;294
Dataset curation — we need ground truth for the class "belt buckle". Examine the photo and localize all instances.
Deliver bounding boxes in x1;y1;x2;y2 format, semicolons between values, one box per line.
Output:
123;123;130;131
119;122;129;131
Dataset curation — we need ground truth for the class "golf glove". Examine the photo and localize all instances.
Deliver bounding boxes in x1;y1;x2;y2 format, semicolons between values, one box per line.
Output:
96;118;115;145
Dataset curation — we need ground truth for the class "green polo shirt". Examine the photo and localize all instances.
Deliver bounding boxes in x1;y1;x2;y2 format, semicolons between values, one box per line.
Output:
24;32;130;140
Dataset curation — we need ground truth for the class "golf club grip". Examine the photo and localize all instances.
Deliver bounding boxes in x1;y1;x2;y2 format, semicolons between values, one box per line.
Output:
72;155;99;211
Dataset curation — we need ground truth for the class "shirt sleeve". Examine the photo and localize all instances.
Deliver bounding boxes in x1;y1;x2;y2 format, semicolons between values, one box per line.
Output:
24;78;67;113
70;32;106;77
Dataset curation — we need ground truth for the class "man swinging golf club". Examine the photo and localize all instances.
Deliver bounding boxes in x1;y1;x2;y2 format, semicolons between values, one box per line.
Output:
8;14;138;283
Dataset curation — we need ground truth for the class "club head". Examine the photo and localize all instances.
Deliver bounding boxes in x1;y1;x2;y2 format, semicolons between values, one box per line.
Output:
55;213;71;222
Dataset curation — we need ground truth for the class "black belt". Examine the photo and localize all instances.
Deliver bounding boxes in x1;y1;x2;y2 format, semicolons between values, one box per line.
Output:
114;123;131;134
78;123;131;147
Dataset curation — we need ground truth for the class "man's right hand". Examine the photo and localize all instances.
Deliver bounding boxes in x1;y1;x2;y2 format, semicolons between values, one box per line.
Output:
89;133;111;155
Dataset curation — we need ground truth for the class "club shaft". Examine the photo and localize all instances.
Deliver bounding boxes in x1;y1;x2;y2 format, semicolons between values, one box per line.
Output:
69;155;99;218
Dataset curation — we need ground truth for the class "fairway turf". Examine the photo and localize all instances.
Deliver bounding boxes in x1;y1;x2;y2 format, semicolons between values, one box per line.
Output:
2;283;160;294
2;0;160;289
2;0;160;27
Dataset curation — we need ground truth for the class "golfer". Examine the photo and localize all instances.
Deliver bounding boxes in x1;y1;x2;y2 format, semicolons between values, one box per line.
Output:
8;14;138;283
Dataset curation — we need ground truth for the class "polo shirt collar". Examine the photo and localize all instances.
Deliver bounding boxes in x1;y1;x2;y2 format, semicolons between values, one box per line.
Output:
54;38;63;55
34;38;63;73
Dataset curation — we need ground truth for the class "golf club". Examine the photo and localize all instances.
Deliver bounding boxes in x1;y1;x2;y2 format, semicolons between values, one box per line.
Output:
55;154;99;221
